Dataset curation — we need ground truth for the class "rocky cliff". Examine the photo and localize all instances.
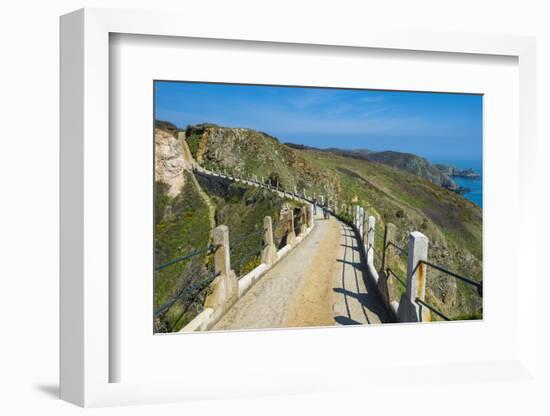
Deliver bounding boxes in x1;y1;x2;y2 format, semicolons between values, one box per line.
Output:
435;164;481;178
154;127;194;196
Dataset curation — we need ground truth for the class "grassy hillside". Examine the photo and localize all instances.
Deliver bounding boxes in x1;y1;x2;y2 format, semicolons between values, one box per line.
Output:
183;123;483;319
195;172;301;277
286;145;461;190
154;172;212;332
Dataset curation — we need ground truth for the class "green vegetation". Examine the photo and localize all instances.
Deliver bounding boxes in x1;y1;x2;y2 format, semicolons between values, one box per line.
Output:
154;172;212;332
196;176;296;277
185;130;202;158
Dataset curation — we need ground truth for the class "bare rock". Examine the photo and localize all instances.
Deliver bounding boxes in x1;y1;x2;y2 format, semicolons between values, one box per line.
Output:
155;128;190;196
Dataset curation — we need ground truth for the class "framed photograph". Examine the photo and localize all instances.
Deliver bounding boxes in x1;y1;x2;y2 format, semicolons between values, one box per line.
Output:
60;8;537;407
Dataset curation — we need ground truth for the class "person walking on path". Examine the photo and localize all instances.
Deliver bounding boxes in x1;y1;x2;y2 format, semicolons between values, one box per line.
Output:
323;205;330;220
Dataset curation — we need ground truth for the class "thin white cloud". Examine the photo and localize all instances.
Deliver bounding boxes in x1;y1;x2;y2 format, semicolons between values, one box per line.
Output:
156;87;475;142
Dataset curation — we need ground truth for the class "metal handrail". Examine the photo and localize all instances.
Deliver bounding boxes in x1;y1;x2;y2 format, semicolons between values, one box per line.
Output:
372;247;383;262
155;244;217;271
415;297;451;321
386;267;407;288
154;270;220;317
385;241;408;257
419;260;482;296
375;230;385;244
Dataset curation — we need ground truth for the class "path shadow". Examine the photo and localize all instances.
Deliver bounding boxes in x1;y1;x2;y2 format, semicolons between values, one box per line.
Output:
340;244;358;250
34;383;59;399
334;315;362;325
334;221;394;324
336;258;362;268
333;287;391;323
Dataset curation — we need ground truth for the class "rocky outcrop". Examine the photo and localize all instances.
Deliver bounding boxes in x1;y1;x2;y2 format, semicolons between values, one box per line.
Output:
365;151;458;189
155;128;192;196
435;164;481;179
185;124;337;198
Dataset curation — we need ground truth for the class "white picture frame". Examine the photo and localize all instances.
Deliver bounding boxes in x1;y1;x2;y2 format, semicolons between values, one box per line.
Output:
60;8;537;408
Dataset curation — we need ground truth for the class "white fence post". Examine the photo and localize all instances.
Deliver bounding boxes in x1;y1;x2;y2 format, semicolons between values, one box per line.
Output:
261;216;277;265
366;216;375;264
287;210;296;245
300;205;308;235
357;206;362;236
398;231;429;322
362;210;368;242
204;225;238;318
358;207;365;240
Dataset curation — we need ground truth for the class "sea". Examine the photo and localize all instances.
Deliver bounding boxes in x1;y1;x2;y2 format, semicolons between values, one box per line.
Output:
433;158;483;208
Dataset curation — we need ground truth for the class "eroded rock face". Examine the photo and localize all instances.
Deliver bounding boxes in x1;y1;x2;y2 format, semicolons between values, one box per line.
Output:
155;128;192;196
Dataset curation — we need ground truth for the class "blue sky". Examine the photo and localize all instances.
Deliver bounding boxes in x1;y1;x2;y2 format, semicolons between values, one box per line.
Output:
155;81;482;167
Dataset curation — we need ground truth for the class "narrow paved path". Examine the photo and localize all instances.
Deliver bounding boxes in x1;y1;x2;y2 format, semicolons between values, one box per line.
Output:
212;214;391;331
332;223;391;325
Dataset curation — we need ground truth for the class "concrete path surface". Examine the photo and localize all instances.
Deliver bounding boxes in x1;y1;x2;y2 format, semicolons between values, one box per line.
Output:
332;222;392;325
212;214;391;331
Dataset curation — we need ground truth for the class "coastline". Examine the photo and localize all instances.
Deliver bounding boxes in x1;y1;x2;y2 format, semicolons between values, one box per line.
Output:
453;176;482;208
431;157;482;208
